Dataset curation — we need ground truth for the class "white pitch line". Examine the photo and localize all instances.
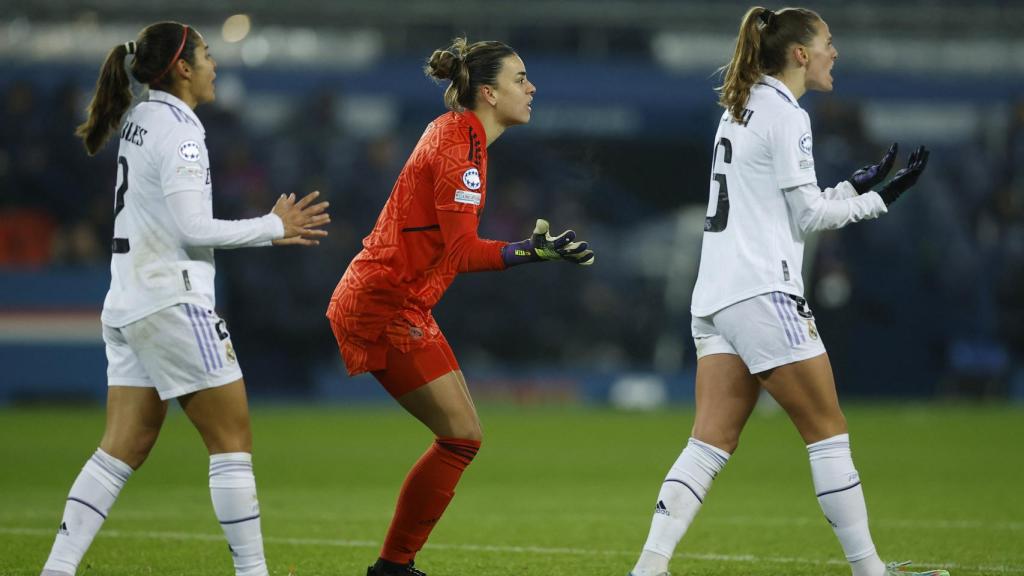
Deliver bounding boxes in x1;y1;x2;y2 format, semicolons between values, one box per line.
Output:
2;526;1022;574
3;510;1021;532
706;516;1024;531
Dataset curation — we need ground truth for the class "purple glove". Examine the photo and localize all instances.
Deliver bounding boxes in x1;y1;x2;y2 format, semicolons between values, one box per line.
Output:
501;219;595;267
876;145;930;206
849;142;898;194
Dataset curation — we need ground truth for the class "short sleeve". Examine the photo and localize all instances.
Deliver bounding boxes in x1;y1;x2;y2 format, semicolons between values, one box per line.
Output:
432;128;485;215
159;123;209;198
769;109;817;189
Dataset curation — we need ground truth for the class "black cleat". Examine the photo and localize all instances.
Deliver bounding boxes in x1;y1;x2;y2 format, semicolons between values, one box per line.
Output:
366;558;427;576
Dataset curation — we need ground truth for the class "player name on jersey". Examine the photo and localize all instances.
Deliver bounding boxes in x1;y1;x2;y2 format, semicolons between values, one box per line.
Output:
120;121;147;147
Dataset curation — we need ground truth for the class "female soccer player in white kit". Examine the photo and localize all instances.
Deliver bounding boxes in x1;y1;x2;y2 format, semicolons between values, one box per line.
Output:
39;22;329;576
627;7;945;576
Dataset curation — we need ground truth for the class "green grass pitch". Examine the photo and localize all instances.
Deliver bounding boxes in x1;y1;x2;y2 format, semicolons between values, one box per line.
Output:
1;403;1021;575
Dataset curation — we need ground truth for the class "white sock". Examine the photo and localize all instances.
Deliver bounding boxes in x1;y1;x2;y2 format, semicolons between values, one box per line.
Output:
42;448;132;575
209;453;268;576
808;434;886;576
632;438;730;576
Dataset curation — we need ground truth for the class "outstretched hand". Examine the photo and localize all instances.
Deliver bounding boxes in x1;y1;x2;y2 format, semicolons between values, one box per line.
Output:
271;191;330;246
876;146;930;206
502;218;595;267
849;142;898;194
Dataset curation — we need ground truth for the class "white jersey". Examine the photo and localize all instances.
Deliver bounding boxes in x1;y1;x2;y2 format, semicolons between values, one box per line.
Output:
102;90;282;327
691;75;882;317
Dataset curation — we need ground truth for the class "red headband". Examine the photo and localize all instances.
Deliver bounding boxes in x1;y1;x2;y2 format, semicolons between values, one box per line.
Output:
151;25;189;84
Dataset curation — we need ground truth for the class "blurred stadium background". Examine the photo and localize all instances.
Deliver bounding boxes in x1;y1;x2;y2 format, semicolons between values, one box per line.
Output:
1;0;1023;405
3;2;1024;575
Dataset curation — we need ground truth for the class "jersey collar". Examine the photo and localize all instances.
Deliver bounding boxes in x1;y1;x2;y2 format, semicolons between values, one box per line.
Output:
147;89;205;133
756;75;800;109
462;109;487;145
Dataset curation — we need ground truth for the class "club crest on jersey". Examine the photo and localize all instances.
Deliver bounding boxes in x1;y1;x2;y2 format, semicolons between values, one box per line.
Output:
462;167;481;190
178;140;201;162
799;133;813;156
454;189;481;206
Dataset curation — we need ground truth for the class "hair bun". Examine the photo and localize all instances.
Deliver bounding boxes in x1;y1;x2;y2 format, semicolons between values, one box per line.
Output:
426;49;461;81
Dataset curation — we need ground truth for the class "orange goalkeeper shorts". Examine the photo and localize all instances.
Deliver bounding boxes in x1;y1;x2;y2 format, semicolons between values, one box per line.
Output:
329;314;460;399
370;335;460;398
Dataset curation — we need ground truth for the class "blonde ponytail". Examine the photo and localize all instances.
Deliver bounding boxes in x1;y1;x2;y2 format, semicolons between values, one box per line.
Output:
717;6;822;123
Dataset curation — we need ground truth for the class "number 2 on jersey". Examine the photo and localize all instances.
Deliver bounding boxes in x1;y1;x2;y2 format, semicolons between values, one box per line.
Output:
112;156;130;253
114;156;129;217
704;137;732;232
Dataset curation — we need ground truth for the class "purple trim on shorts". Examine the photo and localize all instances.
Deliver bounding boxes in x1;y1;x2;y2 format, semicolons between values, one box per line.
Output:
784;294;806;345
776;292;806;345
770;292;799;346
196;307;223;370
184;304;213;372
194;303;221;370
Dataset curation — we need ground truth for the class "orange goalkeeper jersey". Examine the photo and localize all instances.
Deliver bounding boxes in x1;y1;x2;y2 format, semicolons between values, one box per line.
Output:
327;110;506;373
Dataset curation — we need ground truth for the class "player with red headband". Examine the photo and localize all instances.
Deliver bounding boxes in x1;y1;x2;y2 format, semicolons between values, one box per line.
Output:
326;37;594;576
39;21;329;576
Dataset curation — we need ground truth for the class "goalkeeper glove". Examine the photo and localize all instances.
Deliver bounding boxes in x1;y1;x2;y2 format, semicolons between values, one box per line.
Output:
848;142;898;194
876;145;930;206
501;219;595;267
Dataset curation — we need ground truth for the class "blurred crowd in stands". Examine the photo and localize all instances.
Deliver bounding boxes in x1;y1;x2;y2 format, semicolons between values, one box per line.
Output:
1;77;1021;398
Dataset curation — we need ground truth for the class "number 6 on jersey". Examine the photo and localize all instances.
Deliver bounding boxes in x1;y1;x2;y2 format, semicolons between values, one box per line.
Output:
705;136;732;233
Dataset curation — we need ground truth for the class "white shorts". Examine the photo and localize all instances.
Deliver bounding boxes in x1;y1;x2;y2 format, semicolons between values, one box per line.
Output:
104;303;243;400
691;291;826;374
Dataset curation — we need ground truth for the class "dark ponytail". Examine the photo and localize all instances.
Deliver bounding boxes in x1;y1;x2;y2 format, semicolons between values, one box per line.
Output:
717;6;821;123
75;43;133;156
75;21;199;155
425;37;516;111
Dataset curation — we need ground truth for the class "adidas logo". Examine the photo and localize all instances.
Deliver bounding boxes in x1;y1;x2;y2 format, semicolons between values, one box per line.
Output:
58;521;69;536
655;500;670;516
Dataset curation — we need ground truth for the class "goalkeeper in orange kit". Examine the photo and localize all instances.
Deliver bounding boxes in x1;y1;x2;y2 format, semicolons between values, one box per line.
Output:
326;37;592;576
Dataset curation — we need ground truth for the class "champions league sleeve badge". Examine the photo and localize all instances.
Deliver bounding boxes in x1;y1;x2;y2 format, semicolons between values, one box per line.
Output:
461;167;482;190
178;140;202;162
798;133;813;156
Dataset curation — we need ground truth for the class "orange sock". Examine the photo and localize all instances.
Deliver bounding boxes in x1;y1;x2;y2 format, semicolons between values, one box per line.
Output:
379;437;481;564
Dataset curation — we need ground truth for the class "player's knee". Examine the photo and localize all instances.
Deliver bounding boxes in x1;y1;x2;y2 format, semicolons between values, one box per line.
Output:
204;427;252;454
829;411;848;436
692;431;738;455
801;413;848;444
445;413;482;442
435;434;482;466
447;423;483;443
716;436;740;455
188;410;251;454
101;430;159;470
431;410;482;442
691;422;740;454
